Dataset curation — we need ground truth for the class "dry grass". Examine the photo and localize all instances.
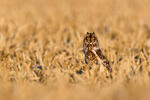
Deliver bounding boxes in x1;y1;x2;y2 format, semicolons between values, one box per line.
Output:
0;0;150;100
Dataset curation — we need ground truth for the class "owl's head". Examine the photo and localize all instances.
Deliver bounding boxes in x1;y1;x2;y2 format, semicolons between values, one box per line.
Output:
84;32;97;44
83;32;99;50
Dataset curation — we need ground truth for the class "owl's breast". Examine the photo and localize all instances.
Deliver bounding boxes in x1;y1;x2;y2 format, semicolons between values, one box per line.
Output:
86;50;97;61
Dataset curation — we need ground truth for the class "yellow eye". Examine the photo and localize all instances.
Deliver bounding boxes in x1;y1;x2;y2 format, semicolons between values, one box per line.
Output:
92;37;95;40
86;37;90;41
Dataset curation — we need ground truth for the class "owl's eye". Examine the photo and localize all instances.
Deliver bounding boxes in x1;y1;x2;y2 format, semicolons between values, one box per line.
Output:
92;37;95;41
86;37;90;41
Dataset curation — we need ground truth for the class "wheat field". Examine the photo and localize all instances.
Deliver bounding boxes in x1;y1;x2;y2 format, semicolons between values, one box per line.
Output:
0;0;150;100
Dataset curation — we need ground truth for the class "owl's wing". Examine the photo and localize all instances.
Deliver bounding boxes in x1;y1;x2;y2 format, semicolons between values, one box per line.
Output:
83;43;88;64
95;49;112;73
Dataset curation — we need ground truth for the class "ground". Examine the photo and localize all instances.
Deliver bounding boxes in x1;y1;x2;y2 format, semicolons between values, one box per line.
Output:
0;0;150;100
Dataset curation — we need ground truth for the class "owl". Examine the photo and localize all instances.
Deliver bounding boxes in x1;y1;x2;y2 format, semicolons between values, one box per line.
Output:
83;32;112;73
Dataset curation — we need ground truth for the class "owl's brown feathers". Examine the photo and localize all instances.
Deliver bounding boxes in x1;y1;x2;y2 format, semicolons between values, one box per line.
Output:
83;32;112;73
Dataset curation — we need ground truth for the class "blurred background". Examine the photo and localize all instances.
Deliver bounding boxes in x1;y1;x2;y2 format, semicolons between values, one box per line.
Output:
0;0;150;31
0;0;150;100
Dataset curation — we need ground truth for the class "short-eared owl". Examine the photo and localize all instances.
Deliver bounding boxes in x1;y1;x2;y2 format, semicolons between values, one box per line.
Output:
83;32;112;73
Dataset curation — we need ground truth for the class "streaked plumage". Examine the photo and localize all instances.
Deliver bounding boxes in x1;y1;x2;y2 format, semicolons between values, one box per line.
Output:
83;32;112;73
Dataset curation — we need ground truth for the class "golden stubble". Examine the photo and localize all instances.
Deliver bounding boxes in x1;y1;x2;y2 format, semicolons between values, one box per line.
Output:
0;0;150;100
